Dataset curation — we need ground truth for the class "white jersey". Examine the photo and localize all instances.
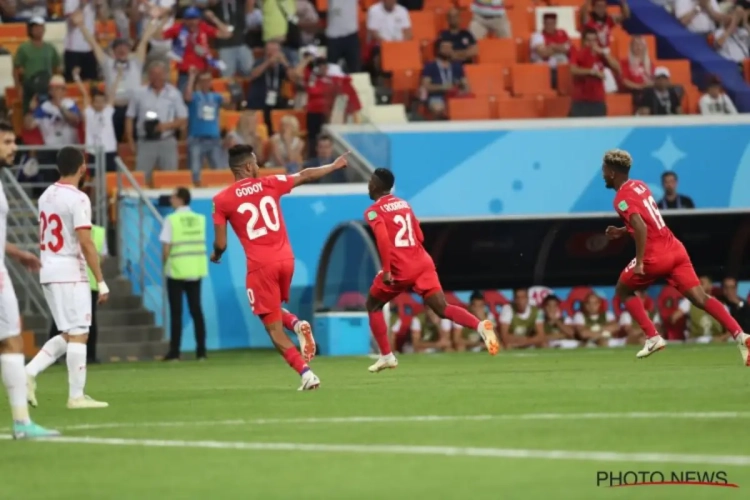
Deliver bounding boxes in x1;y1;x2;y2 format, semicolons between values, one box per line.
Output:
38;183;91;284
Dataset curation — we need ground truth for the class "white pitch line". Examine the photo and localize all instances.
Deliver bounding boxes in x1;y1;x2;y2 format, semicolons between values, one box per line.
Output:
2;435;750;467
2;411;748;433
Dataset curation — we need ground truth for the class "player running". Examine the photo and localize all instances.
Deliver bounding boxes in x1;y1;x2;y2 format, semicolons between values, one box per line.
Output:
26;147;110;409
601;149;749;362
364;168;499;373
0;121;59;438
211;145;348;391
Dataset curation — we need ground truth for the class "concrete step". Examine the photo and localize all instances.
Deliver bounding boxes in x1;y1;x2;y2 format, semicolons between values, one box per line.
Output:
103;258;120;279
97;341;169;362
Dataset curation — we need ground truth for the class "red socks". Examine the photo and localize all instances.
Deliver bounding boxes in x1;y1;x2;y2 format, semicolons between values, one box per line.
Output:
281;309;300;332
282;347;308;375
704;297;742;338
444;304;480;330
368;310;392;355
624;296;659;338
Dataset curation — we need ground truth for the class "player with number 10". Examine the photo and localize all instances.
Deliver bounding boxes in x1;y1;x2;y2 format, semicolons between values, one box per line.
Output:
363;168;499;373
211;145;349;390
602;149;749;362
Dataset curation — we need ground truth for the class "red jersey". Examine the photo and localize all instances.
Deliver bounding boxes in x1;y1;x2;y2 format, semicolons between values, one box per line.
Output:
583;14;615;48
613;179;679;257
619;59;652;90
571;47;606;102
543;29;570;48
212;175;295;272
163;22;218;72
364;194;432;278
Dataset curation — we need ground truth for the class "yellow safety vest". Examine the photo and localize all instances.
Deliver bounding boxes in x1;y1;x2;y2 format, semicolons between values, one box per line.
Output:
166;211;208;280
87;225;105;291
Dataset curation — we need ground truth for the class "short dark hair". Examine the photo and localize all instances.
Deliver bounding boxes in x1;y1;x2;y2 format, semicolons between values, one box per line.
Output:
542;294;560;306
582;28;598;38
512;287;528;296
373;168;395;191
228;144;255;170
91;88;105;99
174;187;191;206
317;133;332;143
56;147;85;177
0;121;14;134
661;171;677;182
469;291;485;303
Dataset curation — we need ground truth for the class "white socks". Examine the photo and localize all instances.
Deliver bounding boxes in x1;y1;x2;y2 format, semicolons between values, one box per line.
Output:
26;335;68;377
1;353;30;424
66;343;87;400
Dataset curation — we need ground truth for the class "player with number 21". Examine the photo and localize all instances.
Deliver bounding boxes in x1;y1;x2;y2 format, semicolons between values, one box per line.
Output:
211;145;349;391
602;149;749;362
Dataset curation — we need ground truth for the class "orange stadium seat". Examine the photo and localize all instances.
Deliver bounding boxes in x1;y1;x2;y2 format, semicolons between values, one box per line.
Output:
682;84;701;114
606;93;633;116
507;7;533;37
220;110;241;131
556;64;572;96
655;59;692;88
151;170;193;189
424;0;454;9
106;171;146;193
464;64;509;97
0;23;27;39
448;97;494;120
410;10;437;44
200;170;235;187
316;0;328;11
510;64;555;97
270;109;307;134
497;97;542;119
477;38;518;65
381;41;422;92
543;96;572;117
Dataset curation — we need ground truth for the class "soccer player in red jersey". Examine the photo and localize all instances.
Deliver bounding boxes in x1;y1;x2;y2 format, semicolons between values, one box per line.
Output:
602;149;750;363
363;168;499;372
211;145;349;390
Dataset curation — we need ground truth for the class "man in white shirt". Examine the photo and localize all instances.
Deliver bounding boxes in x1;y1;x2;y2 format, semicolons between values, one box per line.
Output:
326;0;361;72
0;121;59;439
699;75;738;114
367;0;412;43
26;147;110;410
713;7;750;63
674;0;728;35
28;75;81;149
64;0;107;81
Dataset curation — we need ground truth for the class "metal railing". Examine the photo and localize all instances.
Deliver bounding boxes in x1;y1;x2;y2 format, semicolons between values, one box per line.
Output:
114;157;168;330
1;168;48;317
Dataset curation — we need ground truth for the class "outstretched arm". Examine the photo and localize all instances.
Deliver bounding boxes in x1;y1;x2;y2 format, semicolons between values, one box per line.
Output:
290;152;349;187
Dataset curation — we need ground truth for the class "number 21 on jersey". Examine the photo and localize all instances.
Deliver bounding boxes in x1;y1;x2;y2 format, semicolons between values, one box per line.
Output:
40;211;64;252
643;195;666;230
238;196;280;240
394;214;415;247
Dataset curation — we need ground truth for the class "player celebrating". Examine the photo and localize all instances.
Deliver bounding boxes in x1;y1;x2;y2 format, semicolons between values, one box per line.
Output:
212;145;348;391
0;122;59;438
602;149;749;362
26;147;110;409
364;168;499;373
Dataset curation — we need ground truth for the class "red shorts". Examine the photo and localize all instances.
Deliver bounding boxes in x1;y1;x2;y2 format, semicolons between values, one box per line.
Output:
369;268;443;303
246;259;294;321
619;244;700;293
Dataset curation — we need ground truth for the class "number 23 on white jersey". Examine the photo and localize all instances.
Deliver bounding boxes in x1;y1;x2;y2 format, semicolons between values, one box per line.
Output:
237;196;281;240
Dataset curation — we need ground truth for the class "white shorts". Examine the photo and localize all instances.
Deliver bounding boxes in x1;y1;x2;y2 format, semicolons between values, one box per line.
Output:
0;269;21;341
43;282;91;335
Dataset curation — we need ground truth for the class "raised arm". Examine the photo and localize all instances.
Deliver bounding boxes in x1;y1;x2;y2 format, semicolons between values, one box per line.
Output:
289;152;349;187
72;67;90;110
69;9;107;65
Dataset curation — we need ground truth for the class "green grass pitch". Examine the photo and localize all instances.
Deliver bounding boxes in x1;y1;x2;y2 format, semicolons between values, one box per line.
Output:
2;345;749;499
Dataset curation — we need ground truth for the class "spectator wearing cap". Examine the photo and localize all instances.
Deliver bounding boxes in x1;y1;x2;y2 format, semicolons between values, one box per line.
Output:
125;60;188;184
658;172;695;209
713;6;750;64
69;9;162;143
326;0;361;72
162;6;233;92
184;67;227;184
64;0;108;82
209;0;255;78
569;28;619;117
13;0;47;19
13;17;61;113
699;75;738;114
438;7;477;64
636;66;682;116
530;13;570;86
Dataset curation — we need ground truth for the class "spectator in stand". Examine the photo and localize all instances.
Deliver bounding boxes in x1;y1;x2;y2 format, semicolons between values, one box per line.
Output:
530;13;570;86
410;307;453;353
302;134;345;183
247;41;296;134
25;75;82;149
138;0;177;65
453;291;495;352
469;0;511;40
420;39;469;119
580;0;629;50
572;293;618;347
13;17;61;114
13;0;46;20
64;0;108;82
721;277;750;332
618;290;659;346
713;6;749;64
69;9;161;142
569;28;619;117
672;276;729;343
540;295;577;348
699;75;738;114
499;288;546;349
224;111;266;165
326;0;361;72
263;0;301;63
636;66;682;116
184;68;227;184
675;0;728;35
109;0;130;39
209;0;255;78
439;7;477;64
618;36;653;107
125;61;188;184
367;0;412;76
72;66;120;173
268;114;303;172
162;6;233;91
658;172;695;209
295;0;321;46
